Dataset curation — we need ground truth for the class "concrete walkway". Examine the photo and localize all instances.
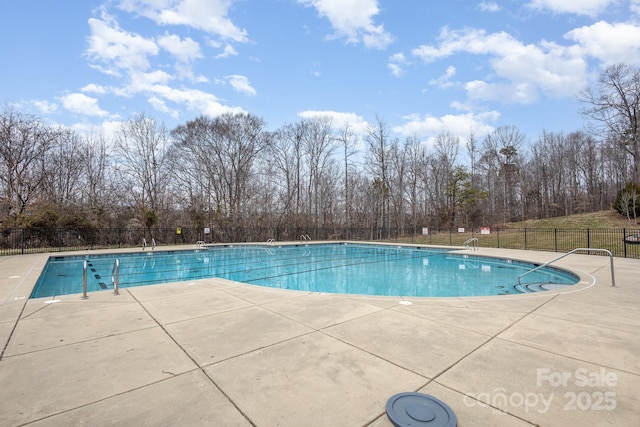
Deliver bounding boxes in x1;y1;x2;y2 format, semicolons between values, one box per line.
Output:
0;244;638;426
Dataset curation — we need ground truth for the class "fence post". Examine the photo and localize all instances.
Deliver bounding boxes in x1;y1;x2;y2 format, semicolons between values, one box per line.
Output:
21;228;25;255
524;228;528;250
587;228;591;248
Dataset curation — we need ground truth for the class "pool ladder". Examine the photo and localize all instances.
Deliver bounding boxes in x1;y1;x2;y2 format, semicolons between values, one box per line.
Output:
82;258;120;298
463;238;479;251
300;234;311;241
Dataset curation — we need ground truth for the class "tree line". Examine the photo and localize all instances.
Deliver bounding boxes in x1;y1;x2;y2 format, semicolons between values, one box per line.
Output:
1;64;639;239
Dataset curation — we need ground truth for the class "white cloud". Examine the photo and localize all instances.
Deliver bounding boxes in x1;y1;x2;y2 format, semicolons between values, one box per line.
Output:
526;0;617;17
147;84;245;117
393;111;499;143
565;21;640;65
81;83;108;94
148;96;178;118
119;70;174;97
298;0;394;49
157;33;202;79
429;65;457;88
33;100;58;114
83;6;247;122
412;27;516;63
226;75;257;96
412;27;588;103
361;24;394;50
298;110;370;135
465;80;540;104
60;93;110;117
157;33;201;62
86;11;159;73
478;1;501;12
387;63;403;78
215;43;238;59
118;0;248;42
388;52;409;77
105;67;245;117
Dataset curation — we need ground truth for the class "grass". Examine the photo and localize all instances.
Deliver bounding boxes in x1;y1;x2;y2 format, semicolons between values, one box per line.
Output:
504;209;638;229
393;210;640;258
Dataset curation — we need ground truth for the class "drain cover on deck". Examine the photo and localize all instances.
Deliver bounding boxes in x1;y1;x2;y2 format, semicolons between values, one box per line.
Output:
386;392;456;427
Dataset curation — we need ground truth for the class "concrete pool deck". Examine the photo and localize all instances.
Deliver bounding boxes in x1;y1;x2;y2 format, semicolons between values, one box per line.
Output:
0;244;638;426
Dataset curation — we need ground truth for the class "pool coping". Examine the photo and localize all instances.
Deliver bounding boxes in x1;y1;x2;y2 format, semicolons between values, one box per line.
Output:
1;243;638;426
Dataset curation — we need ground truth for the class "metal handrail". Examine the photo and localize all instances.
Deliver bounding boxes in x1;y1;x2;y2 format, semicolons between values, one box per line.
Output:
300;234;311;241
518;248;615;287
82;260;88;299
111;259;120;295
463;238;479;251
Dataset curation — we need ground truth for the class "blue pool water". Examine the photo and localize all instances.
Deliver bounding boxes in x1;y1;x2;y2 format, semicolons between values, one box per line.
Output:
31;243;579;298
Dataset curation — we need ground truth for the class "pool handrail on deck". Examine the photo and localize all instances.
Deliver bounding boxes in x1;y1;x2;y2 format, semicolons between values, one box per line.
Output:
518;247;615;287
111;259;120;295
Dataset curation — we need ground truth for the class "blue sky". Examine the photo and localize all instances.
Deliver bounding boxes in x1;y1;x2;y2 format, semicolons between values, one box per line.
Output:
2;0;640;145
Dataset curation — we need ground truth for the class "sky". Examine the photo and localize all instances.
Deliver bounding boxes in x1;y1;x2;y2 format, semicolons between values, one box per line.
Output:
2;0;640;146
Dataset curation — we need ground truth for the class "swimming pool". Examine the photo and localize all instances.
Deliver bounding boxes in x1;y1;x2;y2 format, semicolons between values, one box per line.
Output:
31;243;579;298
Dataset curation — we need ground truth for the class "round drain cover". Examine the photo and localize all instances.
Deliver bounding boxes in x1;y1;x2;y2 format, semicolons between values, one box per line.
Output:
386;392;456;427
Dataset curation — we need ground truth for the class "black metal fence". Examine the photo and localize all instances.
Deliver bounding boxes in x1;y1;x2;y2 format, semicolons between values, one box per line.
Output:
1;226;639;259
408;227;640;259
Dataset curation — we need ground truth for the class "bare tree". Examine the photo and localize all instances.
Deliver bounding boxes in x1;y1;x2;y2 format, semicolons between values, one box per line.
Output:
428;132;460;227
481;126;526;223
0;107;58;222
270;121;307;227
218;113;270;225
615;186;638;224
170;115;224;230
83;131;117;226
600;135;631;199
115;114;172;230
42;130;85;210
566;131;602;213
530;131;570;217
336;122;358;229
403;135;426;232
302;117;336;228
466;131;479;187
571;132;605;211
172;113;269;232
8;102;640;240
364;116;393;235
580;63;640;182
388;139;407;231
